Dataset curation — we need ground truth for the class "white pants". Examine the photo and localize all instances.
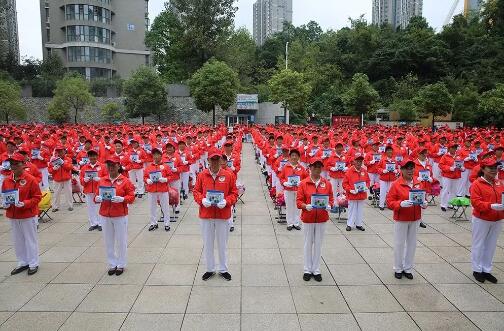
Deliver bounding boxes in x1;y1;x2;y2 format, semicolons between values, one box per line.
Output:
284;190;300;226
432;162;441;180
347;200;365;228
40;167;49;191
393;220;420;273
85;193;100;227
129;169;145;195
201;219;229;273
271;172;278;190
458;170;470;197
347;200;364;228
102;216;128;268
369;173;379;187
170;179;181;212
303;222;326;275
440;177;460;208
471;217;502;273
180;172;190;195
379;180;392;208
148;192;170;226
9;217;39;268
330;178;344;198
53;180;73;209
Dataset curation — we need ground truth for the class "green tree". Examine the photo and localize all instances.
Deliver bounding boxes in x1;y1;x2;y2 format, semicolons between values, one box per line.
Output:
189;59;239;126
389;74;419;121
341;73;380;123
268;69;312;123
0;79;26;123
452;87;480;125
390;99;417;122
123;66;168;124
101;102;123;123
414;82;454;130
47;75;95;124
474;84;504;128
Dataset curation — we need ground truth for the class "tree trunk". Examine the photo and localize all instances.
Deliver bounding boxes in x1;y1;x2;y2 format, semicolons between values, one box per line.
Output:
212;105;216;127
283;105;287;124
74;108;78;124
431;113;435;132
5;113;8;124
142;115;145;125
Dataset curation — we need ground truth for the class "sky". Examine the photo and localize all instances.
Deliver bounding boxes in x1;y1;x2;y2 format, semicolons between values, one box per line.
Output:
17;0;465;61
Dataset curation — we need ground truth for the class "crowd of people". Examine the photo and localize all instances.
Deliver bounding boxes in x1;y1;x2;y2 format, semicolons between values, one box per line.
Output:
0;123;502;285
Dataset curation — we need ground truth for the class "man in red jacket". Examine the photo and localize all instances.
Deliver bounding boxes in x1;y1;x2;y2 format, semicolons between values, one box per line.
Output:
80;150;107;231
49;145;74;212
193;148;238;281
2;153;42;275
343;155;370;231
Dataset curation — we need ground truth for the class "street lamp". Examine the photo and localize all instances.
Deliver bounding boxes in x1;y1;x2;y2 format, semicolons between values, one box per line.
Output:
285;42;289;70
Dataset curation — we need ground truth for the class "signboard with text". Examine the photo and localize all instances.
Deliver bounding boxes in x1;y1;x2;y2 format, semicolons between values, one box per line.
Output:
236;94;259;110
332;115;360;127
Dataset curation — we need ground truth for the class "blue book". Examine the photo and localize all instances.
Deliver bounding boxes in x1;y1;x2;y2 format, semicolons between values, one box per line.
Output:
409;190;426;205
206;190;224;205
99;186;115;201
2;189;18;205
311;194;329;209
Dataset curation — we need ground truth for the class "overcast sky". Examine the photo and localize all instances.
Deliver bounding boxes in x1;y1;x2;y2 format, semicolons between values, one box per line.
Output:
17;0;465;61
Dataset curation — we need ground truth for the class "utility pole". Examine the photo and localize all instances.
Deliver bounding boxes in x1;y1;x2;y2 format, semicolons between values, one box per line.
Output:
285;42;289;70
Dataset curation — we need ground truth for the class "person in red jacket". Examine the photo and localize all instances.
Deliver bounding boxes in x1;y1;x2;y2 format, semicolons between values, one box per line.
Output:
377;146;399;210
144;148;172;232
2;153;42;275
94;155;136;276
193;148;238;281
279;148;309;231
469;156;504;283
327;142;348;199
49;145;73;212
125;139;146;198
296;159;334;282
343;155;370;231
365;142;382;189
439;143;465;211
30;141;50;191
386;159;428;280
80;150;107;231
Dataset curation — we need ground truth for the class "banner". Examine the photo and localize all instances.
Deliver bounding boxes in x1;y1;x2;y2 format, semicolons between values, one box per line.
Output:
236;94;259;110
332;115;360;127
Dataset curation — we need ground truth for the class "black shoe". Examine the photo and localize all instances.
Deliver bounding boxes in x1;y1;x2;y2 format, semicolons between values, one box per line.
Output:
303;273;312;281
293;225;301;230
220;272;232;281
10;265;29;275
287;225;293;231
138;194;143;199
394;272;403;279
88;226;96;231
483;272;498;284
68;207;73;211
277;219;287;224
175;210;180;214
379;207;385;211
202;272;215;281
170;218;177;222
368;196;373;201
97;226;102;231
164;225;170;232
419;222;427;228
148;224;158;231
230;226;234;232
108;267;117;276
313;274;322;282
441;207;447;212
403;272;413;280
473;271;486;283
346;226;352;231
52;208;58;212
183;195;188;200
27;266;38;275
356;226;365;231
115;268;124;276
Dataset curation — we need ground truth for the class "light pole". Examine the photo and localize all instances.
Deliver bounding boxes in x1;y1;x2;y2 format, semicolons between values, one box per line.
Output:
285;42;289;70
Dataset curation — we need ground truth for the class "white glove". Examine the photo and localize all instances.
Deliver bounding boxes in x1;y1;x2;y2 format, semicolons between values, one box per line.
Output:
31;155;37;160
305;204;313;211
417;177;422;182
202;198;212;208
490;204;504;211
95;196;103;203
15;201;24;208
370;159;376;164
146;150;152;154
304;146;309;150
421;201;428;209
383;169;389;174
93;176;100;182
84;177;90;183
400;200;414;208
79;161;85;166
53;165;60;170
135;159;143;164
321;155;327;159
182;160;188;165
230;166;236;171
393;169;399;174
343;167;348;171
325;205;332;211
2;203;10;209
283;182;292;187
159;177;168;183
111;196;125;203
277;167;282;172
437;151;444;156
146;179;153;185
461;167;466;172
450;166;455;171
217;200;227;209
330;167;337;172
349;190;358;195
105;146;111;150
464;157;471;161
172;167;177;172
37;155;44;160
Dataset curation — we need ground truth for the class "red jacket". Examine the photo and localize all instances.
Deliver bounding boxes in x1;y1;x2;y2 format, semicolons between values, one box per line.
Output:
414;158;433;193
24;162;42;184
364;152;381;174
377;157;399;182
470;177;504;222
31;147;50;169
279;163;308;191
2;172;42;219
144;162;172;193
193;168;238;220
94;174;136;217
296;177;334;223
386;177;424;222
342;166;370;201
48;157;73;182
177;149;194;173
79;162;107;194
439;153;463;179
125;149;145;171
163;154;182;181
327;153;348;179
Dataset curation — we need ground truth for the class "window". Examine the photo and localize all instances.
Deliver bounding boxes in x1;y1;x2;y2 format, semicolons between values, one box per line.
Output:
46;29;50;42
67;46;112;64
65;5;111;24
66;26;111;44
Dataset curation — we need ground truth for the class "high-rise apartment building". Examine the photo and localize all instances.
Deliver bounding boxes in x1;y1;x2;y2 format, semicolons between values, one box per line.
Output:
40;0;151;79
0;0;19;63
372;0;423;30
253;0;292;46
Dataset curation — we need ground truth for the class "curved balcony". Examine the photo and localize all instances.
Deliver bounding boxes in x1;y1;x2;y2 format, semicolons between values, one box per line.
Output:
60;0;112;11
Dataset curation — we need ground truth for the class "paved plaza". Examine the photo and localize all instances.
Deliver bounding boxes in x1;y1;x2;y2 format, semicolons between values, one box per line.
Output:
0;143;503;330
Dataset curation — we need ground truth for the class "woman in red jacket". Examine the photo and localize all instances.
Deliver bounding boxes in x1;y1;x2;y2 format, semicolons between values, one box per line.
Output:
439;143;465;211
79;150;107;231
342;155;370;231
386;159;428;280
296;159;334;282
470;156;504;283
94;155;135;276
377;145;399;210
2;153;42;275
49;145;73;212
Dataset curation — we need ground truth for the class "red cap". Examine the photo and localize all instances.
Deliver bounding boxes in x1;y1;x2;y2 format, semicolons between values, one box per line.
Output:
106;155;121;164
151;147;162;154
208;148;222;159
449;142;459;148
289;148;301;156
309;158;324;166
353;153;364;160
480;157;499;167
481;151;495;159
8;153;25;162
54;145;65;151
400;158;415;168
224;140;234;146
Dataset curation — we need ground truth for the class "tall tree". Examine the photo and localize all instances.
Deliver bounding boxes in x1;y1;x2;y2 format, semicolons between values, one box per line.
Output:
474;83;504;128
189;59;239;126
414;82;454;130
341;73;380;124
47;75;94;124
0;79;26;123
123;66;168;124
452;86;480;125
